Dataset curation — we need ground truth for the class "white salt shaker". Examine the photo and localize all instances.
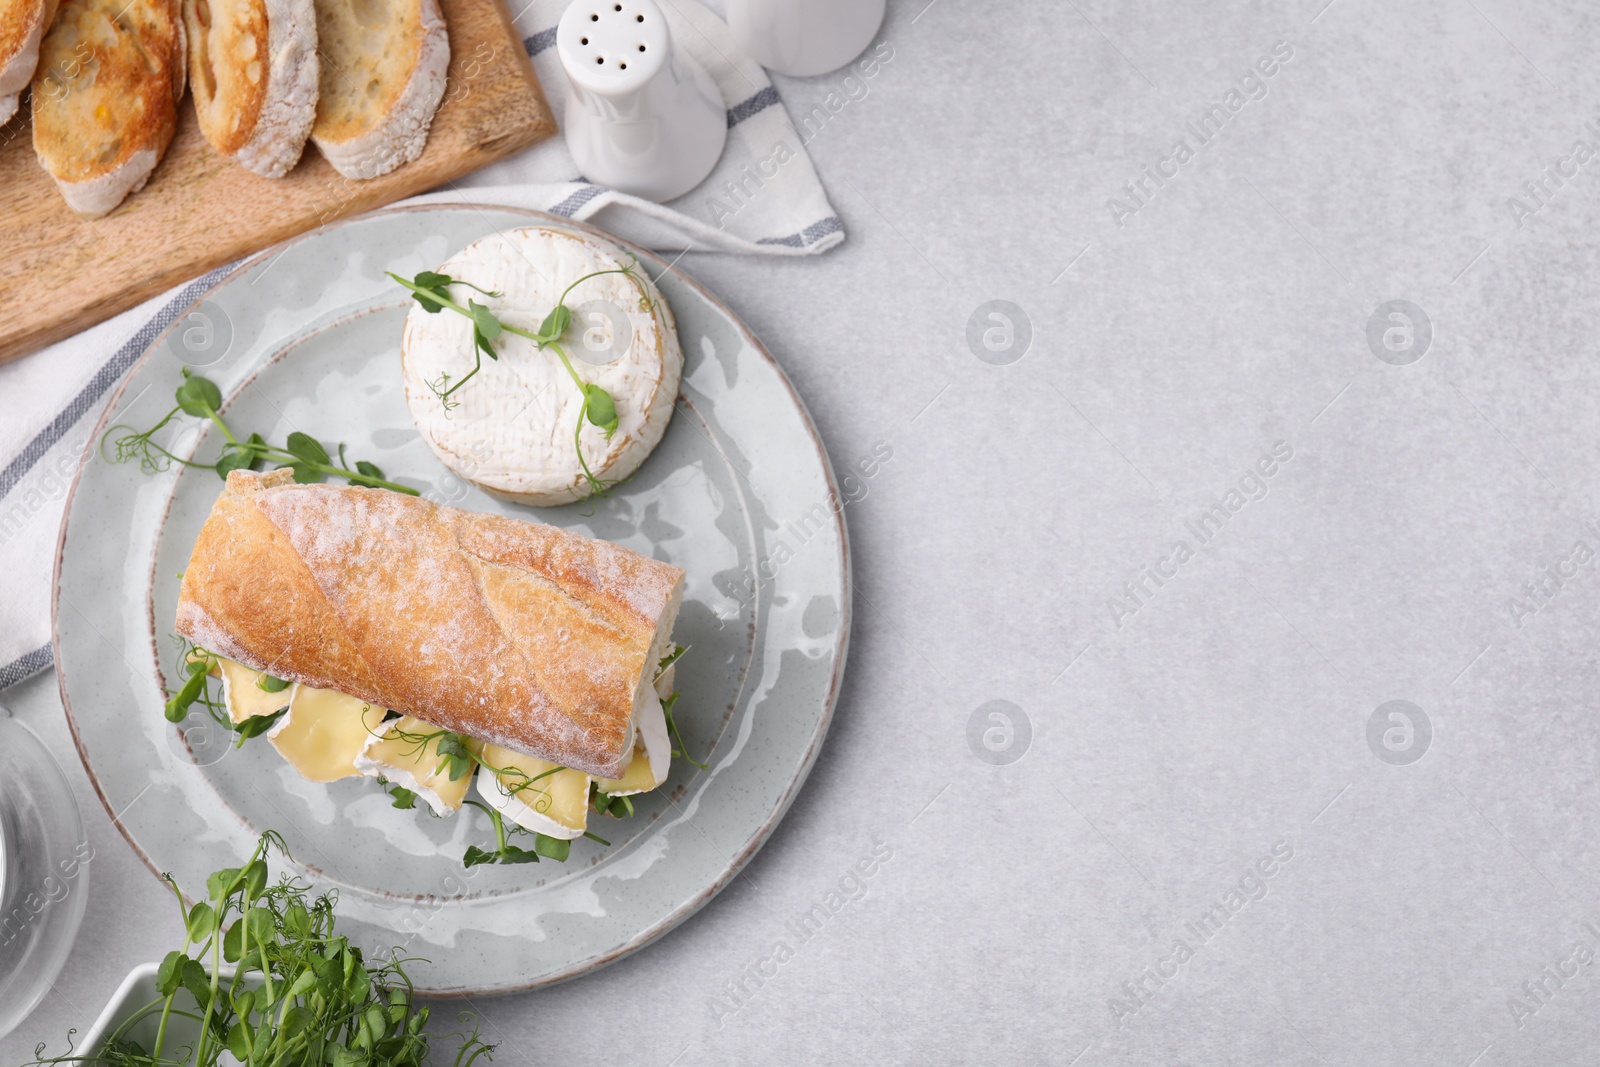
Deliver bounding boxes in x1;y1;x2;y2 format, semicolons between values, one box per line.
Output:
557;0;728;202
727;0;886;77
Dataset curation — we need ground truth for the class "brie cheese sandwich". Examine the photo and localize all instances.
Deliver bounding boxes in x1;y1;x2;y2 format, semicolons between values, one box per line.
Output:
175;469;687;825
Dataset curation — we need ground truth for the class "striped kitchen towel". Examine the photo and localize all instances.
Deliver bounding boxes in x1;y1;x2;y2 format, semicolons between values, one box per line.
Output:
0;0;846;689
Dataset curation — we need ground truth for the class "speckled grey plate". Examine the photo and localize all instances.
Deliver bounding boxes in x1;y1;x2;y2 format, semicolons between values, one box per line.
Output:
52;205;849;996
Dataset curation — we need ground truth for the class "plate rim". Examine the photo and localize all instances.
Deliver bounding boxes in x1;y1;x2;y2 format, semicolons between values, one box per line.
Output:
50;202;853;995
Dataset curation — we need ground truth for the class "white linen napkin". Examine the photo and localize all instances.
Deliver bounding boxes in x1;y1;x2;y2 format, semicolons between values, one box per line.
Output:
0;0;844;688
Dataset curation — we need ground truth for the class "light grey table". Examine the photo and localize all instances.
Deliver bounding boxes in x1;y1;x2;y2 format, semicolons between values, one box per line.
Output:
8;1;1600;1063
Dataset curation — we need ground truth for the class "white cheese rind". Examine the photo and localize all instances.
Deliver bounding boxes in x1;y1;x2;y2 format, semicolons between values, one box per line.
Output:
400;226;683;506
636;681;671;791
474;765;589;840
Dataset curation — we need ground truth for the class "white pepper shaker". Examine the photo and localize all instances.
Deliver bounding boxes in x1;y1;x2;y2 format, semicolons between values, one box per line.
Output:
727;0;886;77
557;0;728;203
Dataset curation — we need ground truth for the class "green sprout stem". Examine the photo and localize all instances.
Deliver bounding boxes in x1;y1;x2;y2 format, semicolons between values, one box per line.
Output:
104;399;418;496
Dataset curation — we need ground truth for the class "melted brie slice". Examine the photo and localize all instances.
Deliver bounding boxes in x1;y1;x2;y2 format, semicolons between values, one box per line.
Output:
354;717;481;817
600;681;672;797
214;658;292;723
475;744;590;839
596;742;658;796
269;686;383;783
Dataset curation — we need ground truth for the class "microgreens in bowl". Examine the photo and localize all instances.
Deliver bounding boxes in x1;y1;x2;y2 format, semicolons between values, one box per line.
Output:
25;833;494;1067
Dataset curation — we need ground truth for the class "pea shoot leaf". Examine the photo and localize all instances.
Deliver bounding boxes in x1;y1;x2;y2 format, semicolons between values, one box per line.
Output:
533;833;571;861
207;866;240;903
406;271;452;313
243;860;268;900
434;734;476;782
217;433;267;478
583;384;618;437
226;1020;252;1062
284;904;312;939
186;902;216;942
537;304;571;345
164;668;207;723
462;845;496;868
463;841;542;867
467;299;503;341
179;957;212;1009
222;919;244;962
175;371;223;417
284;432;330;466
387;784;418;810
156;949;186;997
233;709;285;743
498;843;544;864
256;673;290;693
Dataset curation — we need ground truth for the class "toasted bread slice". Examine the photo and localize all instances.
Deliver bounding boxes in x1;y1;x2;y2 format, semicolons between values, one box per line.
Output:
0;0;58;124
311;0;447;180
32;0;185;217
184;0;317;177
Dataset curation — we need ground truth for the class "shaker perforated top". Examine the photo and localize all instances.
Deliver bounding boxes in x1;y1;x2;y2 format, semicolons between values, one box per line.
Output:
556;0;670;94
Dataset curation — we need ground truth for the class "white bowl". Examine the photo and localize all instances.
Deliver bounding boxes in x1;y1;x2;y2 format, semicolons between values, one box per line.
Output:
80;963;249;1063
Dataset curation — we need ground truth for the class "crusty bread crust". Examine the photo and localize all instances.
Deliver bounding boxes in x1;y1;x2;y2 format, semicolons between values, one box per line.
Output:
174;471;685;779
311;0;447;180
0;0;58;124
54;147;159;215
185;0;317;177
32;0;185;216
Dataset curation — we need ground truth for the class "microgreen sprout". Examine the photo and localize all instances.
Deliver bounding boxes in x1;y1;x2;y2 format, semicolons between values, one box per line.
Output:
384;782;419;810
654;643;688;680
389;259;646;499
164;642;286;748
103;369;417;494
458;800;572;867
661;691;707;770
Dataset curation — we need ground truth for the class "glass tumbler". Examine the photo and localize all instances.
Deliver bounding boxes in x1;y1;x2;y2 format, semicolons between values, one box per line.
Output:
0;707;90;1039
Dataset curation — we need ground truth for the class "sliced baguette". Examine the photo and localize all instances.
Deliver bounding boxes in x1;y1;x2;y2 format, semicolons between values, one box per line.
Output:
32;0;185;217
311;0;448;180
0;0;58;124
184;0;318;177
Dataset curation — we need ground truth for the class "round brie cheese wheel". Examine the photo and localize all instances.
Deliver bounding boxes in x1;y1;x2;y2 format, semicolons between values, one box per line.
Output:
401;226;683;505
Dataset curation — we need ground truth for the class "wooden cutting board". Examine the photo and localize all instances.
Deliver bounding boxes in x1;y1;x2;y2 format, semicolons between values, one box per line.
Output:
0;0;556;365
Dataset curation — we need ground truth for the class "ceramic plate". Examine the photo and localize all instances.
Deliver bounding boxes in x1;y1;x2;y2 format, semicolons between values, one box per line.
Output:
52;205;850;995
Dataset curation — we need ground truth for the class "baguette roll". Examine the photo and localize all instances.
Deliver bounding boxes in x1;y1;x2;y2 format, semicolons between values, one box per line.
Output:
175;469;684;779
